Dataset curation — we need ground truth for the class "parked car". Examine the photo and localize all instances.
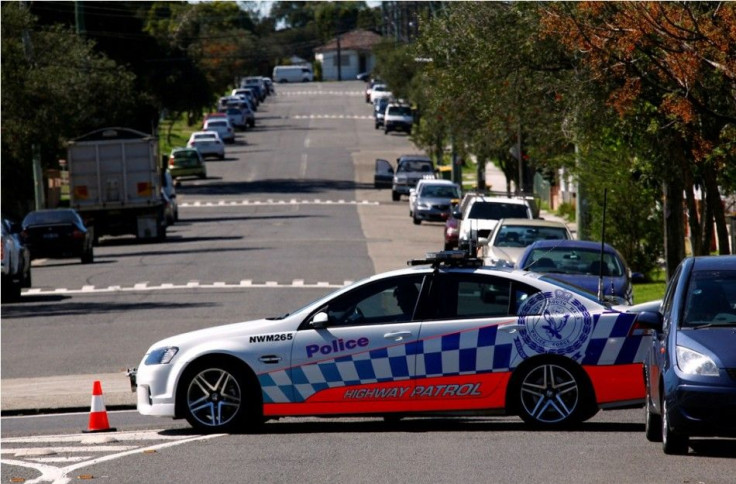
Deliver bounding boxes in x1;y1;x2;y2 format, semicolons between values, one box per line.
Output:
21;209;93;264
374;97;389;129
370;83;392;104
2;217;31;302
456;196;533;251
225;107;247;130
357;71;371;82
161;171;178;225
480;218;573;267
409;179;461;225
517;239;633;305
187;131;225;160
637;255;736;454
444;205;461;250
373;155;435;201
203;118;235;144
129;250;651;432
384;103;414;134
170;147;208;182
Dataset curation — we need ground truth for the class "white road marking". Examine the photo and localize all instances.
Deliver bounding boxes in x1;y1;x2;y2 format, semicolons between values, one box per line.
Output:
178;199;379;208
1;430;223;484
300;153;308;178
21;280;352;297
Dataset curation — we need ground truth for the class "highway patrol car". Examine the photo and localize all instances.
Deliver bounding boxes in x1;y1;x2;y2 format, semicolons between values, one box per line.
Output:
130;251;649;432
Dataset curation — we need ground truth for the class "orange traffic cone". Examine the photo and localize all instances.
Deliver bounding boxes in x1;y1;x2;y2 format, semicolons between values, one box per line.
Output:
83;380;116;433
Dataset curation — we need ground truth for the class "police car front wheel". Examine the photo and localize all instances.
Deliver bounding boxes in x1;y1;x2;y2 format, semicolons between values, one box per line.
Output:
179;359;261;433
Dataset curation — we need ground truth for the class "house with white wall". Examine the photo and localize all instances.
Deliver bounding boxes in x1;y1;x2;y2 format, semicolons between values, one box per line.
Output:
314;29;383;81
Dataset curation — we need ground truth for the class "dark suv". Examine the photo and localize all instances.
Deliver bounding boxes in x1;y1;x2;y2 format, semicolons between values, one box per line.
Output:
374;155;435;201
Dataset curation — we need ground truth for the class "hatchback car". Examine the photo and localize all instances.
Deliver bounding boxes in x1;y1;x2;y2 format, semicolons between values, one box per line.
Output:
409;179;461;225
130;250;651;433
637;255;736;454
203;118;235;144
168;147;207;181
21;209;93;264
517;240;633;305
481;218;573;267
187;131;225;160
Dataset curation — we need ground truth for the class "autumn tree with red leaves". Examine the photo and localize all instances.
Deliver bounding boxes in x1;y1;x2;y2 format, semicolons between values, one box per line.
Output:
542;2;735;274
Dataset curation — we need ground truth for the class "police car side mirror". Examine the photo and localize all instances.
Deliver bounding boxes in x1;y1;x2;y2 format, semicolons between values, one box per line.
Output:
453;210;462;220
310;312;329;329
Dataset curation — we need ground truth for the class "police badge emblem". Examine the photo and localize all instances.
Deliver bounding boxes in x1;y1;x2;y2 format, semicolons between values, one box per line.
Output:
517;289;593;357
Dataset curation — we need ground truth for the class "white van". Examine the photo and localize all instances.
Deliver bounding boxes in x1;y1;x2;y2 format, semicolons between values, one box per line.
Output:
272;65;313;83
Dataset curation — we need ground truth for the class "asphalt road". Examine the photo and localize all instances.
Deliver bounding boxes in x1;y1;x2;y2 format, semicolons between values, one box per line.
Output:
2;81;734;483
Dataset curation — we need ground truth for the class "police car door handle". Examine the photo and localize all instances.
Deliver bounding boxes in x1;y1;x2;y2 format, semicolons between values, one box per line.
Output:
498;323;523;333
384;331;412;341
259;355;282;364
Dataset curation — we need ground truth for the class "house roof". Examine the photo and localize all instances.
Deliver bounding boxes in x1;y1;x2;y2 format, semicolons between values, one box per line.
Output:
314;29;383;53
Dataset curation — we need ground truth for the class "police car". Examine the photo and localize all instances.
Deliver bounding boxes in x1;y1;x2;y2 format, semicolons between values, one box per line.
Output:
130;251;650;432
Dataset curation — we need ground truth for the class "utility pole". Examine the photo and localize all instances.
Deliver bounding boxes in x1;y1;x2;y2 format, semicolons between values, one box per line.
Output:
336;34;342;81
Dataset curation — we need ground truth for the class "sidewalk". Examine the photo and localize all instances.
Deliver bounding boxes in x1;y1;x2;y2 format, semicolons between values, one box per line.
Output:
2;372;136;414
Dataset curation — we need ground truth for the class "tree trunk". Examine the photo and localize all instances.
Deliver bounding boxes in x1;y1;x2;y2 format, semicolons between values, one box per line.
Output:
703;162;731;255
663;179;686;280
683;167;701;255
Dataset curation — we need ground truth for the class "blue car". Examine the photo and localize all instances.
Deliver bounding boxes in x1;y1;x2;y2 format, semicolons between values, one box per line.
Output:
517;240;633;305
636;255;736;454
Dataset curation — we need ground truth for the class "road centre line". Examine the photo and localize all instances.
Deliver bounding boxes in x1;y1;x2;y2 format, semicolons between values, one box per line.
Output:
22;280;352;297
181;199;379;207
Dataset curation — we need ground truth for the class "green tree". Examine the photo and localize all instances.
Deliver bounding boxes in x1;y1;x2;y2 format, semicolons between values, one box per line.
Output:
1;2;137;216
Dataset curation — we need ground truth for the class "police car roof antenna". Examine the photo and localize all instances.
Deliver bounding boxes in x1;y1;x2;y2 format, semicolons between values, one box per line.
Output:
597;188;607;303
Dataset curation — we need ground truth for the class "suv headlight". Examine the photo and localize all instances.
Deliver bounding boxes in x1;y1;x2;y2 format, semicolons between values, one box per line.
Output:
144;346;179;365
676;346;719;376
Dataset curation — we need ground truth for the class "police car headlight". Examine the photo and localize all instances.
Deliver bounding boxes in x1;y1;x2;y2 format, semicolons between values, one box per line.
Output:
676;346;718;376
144;347;179;365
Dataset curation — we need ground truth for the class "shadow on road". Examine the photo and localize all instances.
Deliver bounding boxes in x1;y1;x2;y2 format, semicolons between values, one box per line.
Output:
177;178;374;196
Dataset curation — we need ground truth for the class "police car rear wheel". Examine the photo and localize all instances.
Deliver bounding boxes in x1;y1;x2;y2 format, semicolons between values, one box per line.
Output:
181;362;251;432
516;361;587;428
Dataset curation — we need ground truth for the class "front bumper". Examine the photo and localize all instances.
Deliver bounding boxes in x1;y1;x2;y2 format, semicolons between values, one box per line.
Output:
385;121;412;132
129;362;178;418
415;207;451;222
667;382;736;437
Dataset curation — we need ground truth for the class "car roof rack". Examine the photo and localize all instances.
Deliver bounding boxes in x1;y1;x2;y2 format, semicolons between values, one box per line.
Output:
408;250;483;268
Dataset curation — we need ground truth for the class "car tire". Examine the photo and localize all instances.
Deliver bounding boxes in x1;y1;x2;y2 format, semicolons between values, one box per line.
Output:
644;376;662;442
662;398;688;454
444;242;453;251
219;154;225;160
179;359;262;433
81;247;94;264
392;191;400;202
514;358;593;428
413;214;421;225
2;278;21;302
375;123;379;130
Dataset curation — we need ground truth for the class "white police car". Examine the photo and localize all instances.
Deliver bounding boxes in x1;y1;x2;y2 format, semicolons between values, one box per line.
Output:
130;251;650;432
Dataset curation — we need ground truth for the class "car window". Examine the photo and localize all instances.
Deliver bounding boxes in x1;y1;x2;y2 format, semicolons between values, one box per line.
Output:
317;275;426;327
425;273;540;320
398;161;432;173
682;269;736;326
388;106;412;116
525;247;624;277
496;225;569;247
421;185;460;198
24;210;76;225
468;201;529;221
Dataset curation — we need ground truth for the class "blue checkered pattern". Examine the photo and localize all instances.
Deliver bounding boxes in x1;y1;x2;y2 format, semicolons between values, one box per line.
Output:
258;312;648;404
